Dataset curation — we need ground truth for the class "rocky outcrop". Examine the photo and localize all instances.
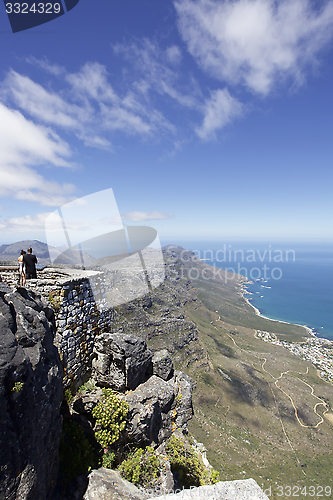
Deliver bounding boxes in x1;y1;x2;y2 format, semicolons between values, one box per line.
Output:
92;333;152;391
73;336;193;449
124;370;193;446
0;284;63;500
83;469;148;500
83;473;270;500
152;350;174;381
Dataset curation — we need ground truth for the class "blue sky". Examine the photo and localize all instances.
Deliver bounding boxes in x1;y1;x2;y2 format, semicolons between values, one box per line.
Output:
0;0;333;246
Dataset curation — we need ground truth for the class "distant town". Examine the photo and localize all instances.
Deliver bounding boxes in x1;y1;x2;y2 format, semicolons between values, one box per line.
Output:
257;331;333;384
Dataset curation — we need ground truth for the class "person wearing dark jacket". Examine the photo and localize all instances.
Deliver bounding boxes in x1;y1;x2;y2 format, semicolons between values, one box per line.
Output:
23;247;38;279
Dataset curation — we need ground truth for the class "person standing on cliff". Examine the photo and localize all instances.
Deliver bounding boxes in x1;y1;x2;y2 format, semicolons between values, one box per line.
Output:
18;249;26;286
23;247;38;280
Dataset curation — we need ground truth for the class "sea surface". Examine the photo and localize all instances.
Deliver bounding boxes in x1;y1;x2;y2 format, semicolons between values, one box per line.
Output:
164;240;333;340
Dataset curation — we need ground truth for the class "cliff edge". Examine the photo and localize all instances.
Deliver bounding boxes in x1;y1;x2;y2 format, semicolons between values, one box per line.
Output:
0;284;63;500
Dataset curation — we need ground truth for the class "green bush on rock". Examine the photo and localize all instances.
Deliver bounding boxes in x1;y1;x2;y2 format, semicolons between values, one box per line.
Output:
102;450;115;469
165;435;219;488
92;388;129;448
118;446;160;487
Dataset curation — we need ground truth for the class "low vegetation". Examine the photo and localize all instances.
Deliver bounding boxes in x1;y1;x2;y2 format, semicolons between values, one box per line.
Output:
11;381;24;392
59;381;217;492
118;446;161;487
92;388;129;448
165;435;219;488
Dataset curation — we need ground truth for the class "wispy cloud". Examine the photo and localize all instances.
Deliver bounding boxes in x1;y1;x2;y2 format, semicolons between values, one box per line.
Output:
2;61;172;150
26;56;65;76
4;70;87;129
114;39;200;109
121;211;174;222
0;103;75;206
196;88;243;140
0;212;51;232
113;39;246;139
175;0;333;95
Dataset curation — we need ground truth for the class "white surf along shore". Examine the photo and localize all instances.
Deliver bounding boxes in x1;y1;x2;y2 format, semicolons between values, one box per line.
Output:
239;279;315;337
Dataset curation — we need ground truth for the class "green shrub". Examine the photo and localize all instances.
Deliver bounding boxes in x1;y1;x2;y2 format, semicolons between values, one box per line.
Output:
118;446;160;487
92;388;129;448
102;450;115;468
78;378;95;393
64;388;73;404
48;291;61;311
11;382;24;393
165;435;219;488
59;420;98;481
210;469;220;483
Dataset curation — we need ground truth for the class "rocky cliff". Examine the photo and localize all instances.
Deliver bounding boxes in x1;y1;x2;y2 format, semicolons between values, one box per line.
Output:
0;284;63;500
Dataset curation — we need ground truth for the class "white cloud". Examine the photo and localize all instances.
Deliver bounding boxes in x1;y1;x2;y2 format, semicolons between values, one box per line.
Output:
26;56;65;76
175;0;333;94
196;88;243;140
0;102;76;206
4;70;86;129
0;212;51;232
2;68;111;148
2;62;171;146
165;45;182;64
114;39;200;109
66;62;118;103
113;39;244;138
121;211;174;222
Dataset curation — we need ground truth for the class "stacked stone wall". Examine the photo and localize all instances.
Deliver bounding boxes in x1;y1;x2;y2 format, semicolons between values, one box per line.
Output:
49;280;115;390
0;267;114;389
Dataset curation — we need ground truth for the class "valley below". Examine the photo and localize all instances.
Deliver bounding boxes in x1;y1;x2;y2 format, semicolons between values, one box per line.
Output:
167;248;333;498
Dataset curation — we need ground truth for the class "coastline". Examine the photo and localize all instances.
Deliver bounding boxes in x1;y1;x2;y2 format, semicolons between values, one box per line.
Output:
240;283;316;338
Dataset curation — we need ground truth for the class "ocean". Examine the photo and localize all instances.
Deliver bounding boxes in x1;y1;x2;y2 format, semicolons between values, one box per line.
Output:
165;240;333;341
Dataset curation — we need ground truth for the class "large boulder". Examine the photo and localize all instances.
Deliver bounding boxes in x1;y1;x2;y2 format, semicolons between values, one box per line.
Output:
173;371;193;431
123;371;193;446
72;386;103;415
83;468;147;500
0;284;63;500
152;349;174;381
92;333;152;391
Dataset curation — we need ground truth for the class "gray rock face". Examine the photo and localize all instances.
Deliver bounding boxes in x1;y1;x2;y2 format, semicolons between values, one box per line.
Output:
152;350;174;381
83;468;147;500
72;386;103;415
173;371;193;431
0;284;63;500
124;371;193;446
92;333;152;390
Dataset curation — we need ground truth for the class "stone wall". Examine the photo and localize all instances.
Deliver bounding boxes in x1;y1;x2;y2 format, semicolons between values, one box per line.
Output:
0;266;115;390
34;269;116;390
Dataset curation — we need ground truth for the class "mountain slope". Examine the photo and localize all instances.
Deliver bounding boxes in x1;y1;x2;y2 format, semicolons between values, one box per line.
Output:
163;248;333;498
